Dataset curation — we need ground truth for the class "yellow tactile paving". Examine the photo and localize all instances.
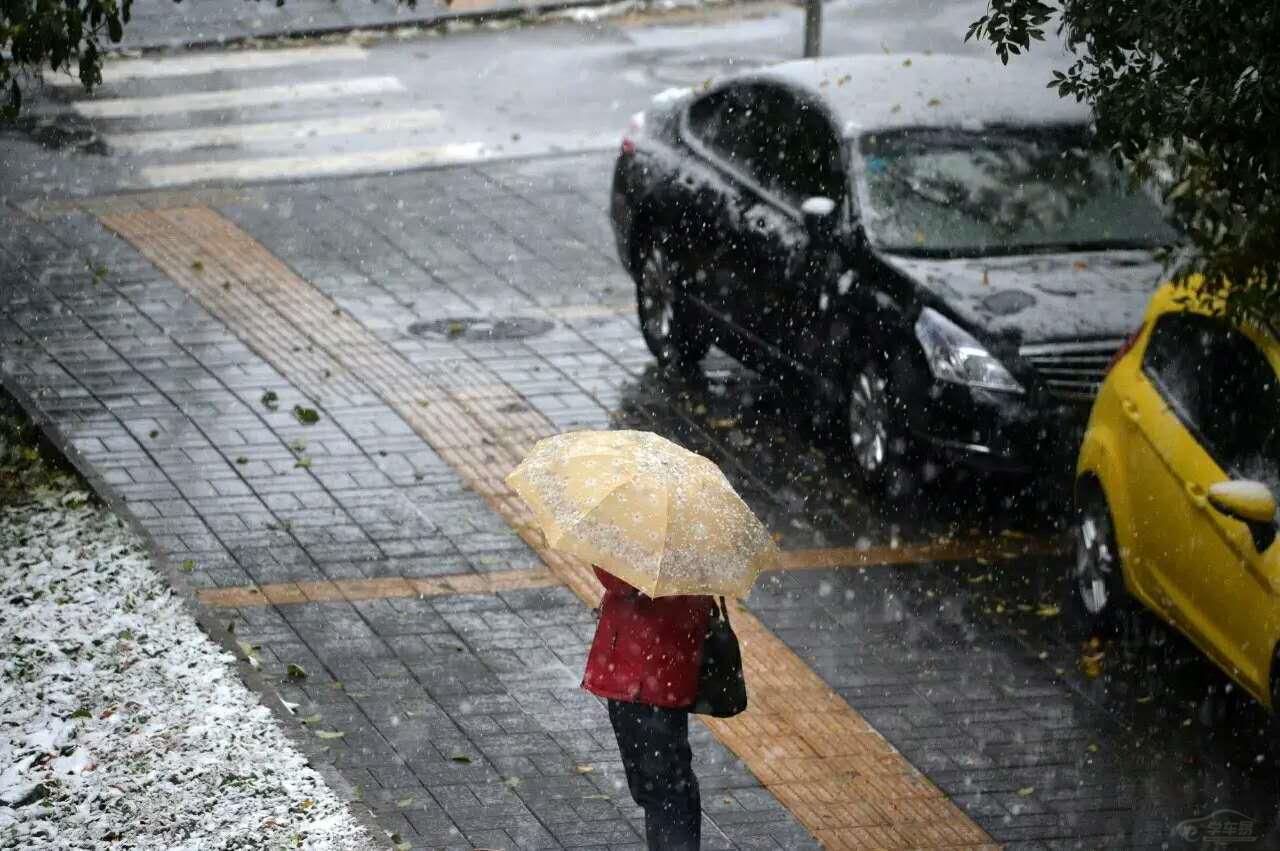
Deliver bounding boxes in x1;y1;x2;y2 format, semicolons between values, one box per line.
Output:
197;568;561;608
101;207;996;849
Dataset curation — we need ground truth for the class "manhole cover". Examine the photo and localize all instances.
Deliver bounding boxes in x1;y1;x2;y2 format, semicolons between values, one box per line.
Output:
407;316;555;341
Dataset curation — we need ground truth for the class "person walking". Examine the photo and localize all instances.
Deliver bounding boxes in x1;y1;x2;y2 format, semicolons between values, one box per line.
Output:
582;565;712;850
504;429;779;851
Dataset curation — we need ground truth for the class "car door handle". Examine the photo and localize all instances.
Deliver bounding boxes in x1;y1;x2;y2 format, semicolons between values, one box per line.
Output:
1120;398;1140;421
1185;481;1208;509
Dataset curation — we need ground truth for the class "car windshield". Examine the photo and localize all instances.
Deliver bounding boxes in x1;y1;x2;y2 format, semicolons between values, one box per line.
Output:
857;126;1179;257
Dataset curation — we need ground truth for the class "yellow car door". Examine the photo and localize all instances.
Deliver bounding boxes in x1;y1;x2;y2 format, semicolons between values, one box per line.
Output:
1124;313;1221;632
1176;322;1280;700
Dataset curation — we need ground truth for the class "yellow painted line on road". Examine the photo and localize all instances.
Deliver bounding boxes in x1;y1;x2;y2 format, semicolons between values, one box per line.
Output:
197;567;560;608
102;206;997;850
777;535;1069;572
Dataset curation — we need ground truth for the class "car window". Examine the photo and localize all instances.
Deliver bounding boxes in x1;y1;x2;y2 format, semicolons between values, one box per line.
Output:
686;84;842;206
1144;313;1280;489
859;127;1178;257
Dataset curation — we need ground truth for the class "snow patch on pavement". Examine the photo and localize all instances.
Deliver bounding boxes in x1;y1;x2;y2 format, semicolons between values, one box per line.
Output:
0;487;373;849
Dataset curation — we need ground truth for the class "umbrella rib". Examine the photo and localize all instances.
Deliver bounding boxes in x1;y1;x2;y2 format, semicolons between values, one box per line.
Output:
554;473;635;542
649;474;673;597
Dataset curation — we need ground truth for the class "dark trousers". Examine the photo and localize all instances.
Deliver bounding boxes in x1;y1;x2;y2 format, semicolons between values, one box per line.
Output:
607;699;701;850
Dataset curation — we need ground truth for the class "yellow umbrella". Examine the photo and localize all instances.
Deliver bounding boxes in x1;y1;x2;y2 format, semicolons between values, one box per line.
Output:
506;429;778;598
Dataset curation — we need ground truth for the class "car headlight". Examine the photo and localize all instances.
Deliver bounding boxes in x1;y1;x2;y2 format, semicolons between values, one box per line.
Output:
914;307;1024;394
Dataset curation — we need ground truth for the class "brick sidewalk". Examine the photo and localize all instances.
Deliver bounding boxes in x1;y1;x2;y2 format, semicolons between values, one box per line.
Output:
2;153;1250;850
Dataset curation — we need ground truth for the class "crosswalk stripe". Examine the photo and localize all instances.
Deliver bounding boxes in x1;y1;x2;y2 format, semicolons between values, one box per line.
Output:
103;109;445;154
48;44;369;86
72;77;404;119
138;142;490;186
136;136;618;187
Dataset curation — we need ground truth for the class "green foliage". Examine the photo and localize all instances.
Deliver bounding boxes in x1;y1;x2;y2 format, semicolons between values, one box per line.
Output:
968;0;1280;325
0;0;134;120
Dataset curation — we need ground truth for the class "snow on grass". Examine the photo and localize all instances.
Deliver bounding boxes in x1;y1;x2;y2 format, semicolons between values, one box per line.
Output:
0;486;373;850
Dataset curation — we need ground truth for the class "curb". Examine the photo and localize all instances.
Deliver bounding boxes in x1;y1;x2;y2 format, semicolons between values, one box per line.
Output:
0;372;395;849
108;0;665;55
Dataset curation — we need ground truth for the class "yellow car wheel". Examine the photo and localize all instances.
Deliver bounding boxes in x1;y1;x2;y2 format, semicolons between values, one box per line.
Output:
1073;489;1127;630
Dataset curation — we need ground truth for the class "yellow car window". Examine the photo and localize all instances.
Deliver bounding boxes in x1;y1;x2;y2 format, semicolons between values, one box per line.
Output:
1142;313;1280;492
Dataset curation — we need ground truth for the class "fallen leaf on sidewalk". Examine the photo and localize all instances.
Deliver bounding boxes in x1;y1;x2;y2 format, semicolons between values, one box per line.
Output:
315;730;344;740
235;641;260;669
286;664;307;680
1017;787;1035;796
292;405;320;425
449;755;472;764
261;390;279;411
574;765;594;774
396;798;414;808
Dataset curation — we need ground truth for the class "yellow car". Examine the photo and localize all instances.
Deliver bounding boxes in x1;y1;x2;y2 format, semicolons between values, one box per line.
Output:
1076;280;1280;708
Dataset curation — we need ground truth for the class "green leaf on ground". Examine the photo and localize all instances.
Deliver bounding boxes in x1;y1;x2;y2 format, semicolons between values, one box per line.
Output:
67;707;91;720
179;560;195;572
235;456;249;465
396;797;414;808
286;664;307;680
294;457;312;469
191;260;204;272
315;730;345;740
292;405;320;425
448;755;472;764
261;390;279;411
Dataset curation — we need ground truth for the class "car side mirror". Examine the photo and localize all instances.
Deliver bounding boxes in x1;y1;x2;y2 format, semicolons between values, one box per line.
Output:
801;196;837;244
1208;480;1278;551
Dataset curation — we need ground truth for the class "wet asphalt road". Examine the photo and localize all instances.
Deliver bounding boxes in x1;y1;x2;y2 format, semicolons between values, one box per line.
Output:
5;3;1280;847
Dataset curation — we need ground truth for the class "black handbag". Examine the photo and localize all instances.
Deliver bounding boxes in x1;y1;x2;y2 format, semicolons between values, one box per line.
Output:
691;597;748;718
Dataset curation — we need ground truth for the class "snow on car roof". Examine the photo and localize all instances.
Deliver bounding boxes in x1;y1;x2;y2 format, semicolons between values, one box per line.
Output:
746;53;1092;136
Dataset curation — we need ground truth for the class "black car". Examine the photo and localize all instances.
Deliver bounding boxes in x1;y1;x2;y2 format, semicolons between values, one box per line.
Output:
610;54;1178;497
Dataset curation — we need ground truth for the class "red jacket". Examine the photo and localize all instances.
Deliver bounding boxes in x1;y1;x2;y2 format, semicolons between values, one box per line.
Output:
582;567;712;709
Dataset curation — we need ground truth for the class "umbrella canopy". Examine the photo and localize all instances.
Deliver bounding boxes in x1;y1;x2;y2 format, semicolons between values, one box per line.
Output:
506;430;779;598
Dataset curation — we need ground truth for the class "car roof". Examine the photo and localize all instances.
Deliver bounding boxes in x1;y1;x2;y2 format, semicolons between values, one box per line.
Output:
730;53;1091;137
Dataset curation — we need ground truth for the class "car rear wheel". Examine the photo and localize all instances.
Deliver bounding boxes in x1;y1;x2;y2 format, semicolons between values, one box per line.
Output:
1073;489;1127;630
844;359;917;502
635;231;711;370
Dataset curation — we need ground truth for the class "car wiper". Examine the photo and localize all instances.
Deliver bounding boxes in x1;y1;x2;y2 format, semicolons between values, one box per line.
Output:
874;239;1171;260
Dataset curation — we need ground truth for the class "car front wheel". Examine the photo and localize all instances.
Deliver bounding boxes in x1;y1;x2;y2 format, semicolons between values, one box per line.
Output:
635;232;711;370
844;359;917;502
1073;488;1127;629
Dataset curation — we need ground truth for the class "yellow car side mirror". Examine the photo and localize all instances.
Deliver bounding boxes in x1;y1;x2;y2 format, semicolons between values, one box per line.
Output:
1208;481;1278;525
1208;481;1279;552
